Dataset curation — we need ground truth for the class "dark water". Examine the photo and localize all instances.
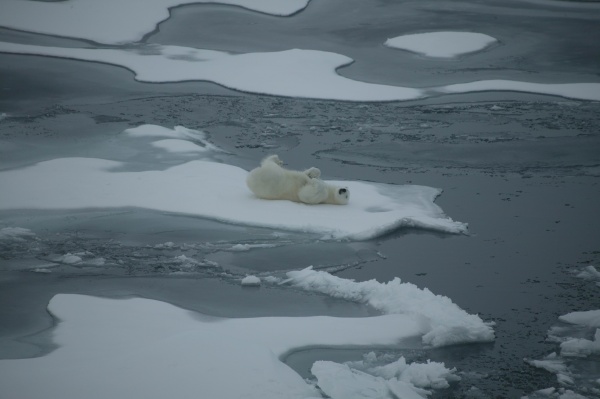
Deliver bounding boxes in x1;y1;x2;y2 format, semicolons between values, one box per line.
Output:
1;0;600;397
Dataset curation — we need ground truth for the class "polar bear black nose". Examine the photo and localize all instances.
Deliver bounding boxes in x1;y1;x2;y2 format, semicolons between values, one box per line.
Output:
339;188;347;194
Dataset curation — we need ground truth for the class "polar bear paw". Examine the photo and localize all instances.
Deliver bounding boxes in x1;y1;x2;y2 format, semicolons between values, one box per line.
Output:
304;167;321;179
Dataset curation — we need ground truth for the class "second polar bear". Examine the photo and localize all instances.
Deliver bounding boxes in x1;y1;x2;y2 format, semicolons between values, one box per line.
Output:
246;155;349;205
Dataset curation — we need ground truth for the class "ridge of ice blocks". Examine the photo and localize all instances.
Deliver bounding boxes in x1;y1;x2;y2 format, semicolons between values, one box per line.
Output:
385;32;497;58
0;294;429;399
284;267;495;347
0;0;311;44
0;139;468;240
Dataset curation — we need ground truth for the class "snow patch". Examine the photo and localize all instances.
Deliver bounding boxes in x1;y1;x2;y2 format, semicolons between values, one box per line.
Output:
385;32;497;58
0;43;423;102
0;0;311;44
0;293;428;399
284;266;495;347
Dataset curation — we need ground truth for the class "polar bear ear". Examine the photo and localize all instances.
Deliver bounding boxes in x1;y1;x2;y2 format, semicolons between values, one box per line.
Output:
338;188;347;194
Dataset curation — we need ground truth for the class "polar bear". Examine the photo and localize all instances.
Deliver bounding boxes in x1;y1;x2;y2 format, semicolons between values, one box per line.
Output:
246;155;349;205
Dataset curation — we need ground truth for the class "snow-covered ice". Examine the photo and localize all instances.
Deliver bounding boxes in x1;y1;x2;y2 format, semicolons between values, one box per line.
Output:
0;43;423;102
0;0;311;44
0;293;430;399
284;266;495;347
2;42;598;101
384;32;497;58
0;127;467;240
439;80;600;102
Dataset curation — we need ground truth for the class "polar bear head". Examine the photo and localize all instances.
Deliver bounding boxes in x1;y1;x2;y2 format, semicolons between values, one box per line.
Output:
332;186;350;205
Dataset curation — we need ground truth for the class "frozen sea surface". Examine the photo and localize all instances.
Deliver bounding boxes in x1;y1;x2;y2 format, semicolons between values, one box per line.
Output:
1;0;600;398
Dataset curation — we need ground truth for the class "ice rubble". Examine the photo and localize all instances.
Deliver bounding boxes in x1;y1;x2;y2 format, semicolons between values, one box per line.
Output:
0;125;467;240
526;307;600;396
0;0;311;44
0;293;454;399
311;351;463;399
385;32;497;58
284;267;495;347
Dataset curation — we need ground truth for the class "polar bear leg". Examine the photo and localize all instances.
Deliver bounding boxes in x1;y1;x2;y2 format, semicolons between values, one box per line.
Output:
262;154;283;166
303;167;321;179
297;179;328;204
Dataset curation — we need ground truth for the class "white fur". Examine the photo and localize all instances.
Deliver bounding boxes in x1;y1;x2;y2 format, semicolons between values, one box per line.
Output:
246;155;349;205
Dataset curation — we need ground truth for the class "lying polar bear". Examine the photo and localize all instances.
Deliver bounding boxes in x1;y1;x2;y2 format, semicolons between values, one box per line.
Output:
246;155;349;205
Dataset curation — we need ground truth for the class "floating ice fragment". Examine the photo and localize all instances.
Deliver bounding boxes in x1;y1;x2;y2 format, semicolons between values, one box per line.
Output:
559;310;600;328
53;253;83;265
241;275;261;286
385;32;497;58
0;227;36;242
560;329;600;358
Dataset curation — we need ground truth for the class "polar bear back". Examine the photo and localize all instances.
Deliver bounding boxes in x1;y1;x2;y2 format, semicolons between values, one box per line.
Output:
246;159;311;202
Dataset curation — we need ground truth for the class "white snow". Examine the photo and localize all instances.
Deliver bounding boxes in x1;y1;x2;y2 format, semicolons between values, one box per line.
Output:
241;275;262;286
283;266;495;347
0;293;427;399
384;32;497;58
0;43;423;102
0;0;311;44
0;227;36;242
0;128;467;240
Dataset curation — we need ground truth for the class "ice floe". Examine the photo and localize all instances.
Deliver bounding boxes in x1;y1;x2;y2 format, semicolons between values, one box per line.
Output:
0;43;423;101
384;32;497;58
0;293;429;399
0;0;311;44
0;131;467;240
284;267;495;347
2;41;598;101
439;80;600;102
